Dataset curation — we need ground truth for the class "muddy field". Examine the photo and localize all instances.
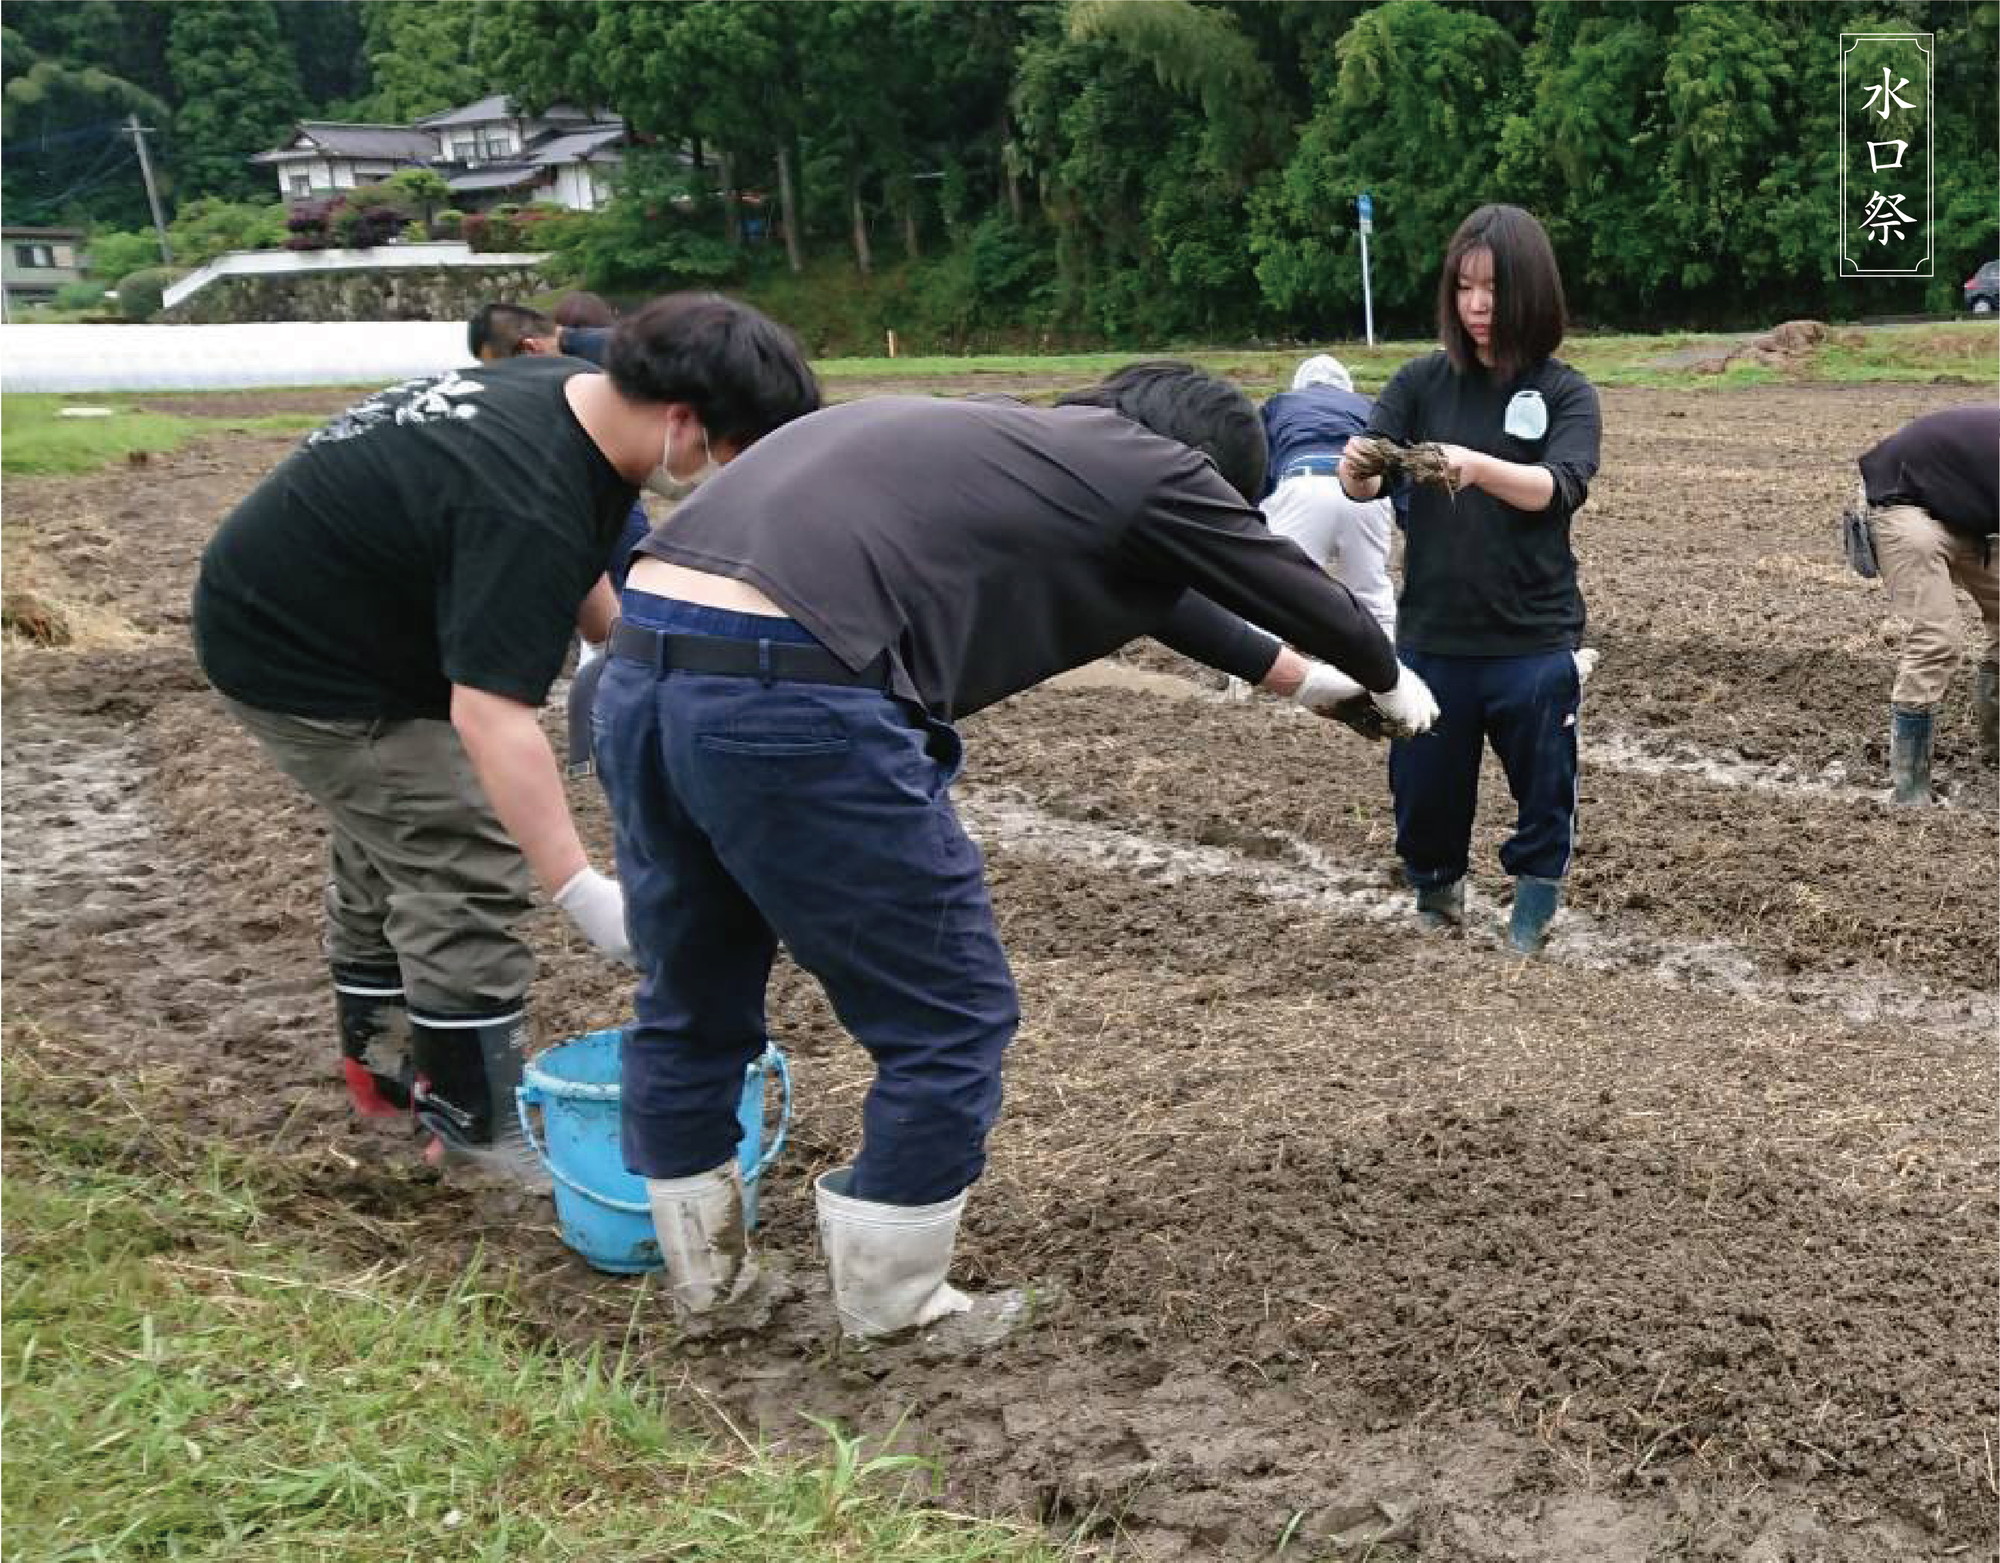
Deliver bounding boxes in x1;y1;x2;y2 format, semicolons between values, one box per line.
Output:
5;379;1996;1560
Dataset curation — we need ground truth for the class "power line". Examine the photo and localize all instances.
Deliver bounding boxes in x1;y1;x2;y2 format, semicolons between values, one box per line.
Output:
8;131;129;212
17;116;132;153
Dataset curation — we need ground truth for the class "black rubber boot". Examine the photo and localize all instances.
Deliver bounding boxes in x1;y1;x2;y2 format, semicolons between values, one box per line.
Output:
1976;663;1998;766
332;962;411;1118
1414;879;1464;929
410;1008;547;1191
1507;875;1562;955
1890;704;1935;805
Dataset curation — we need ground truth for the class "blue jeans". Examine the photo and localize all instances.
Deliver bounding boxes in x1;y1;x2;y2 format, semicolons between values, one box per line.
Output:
592;591;1020;1205
1389;649;1580;888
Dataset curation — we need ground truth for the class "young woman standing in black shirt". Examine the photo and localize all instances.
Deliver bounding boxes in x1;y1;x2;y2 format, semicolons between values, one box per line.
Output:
1338;204;1603;953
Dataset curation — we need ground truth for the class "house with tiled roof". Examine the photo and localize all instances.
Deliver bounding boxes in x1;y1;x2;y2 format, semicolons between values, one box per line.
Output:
253;124;441;201
253;96;630;211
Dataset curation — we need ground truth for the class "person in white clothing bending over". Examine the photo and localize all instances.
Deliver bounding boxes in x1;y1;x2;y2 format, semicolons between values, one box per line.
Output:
1259;355;1399;636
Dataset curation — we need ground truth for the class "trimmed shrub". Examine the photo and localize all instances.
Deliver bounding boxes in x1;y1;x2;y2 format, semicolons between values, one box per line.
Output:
54;280;109;310
115;266;185;321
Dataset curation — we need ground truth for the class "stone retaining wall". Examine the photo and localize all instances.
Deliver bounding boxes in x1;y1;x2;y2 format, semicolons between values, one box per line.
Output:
160;265;552;324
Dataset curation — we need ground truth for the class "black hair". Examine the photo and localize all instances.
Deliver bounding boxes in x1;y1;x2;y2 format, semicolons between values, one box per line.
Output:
605;292;821;448
1436;204;1567;379
552;290;616;328
1056;360;1268;502
467;301;556;360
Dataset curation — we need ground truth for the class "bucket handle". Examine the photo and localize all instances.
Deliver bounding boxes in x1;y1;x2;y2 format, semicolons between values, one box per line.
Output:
515;1043;794;1216
751;1044;792;1183
516;1089;650;1214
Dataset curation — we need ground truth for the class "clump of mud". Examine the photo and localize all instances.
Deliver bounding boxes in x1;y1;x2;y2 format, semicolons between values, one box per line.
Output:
1343;434;1463;495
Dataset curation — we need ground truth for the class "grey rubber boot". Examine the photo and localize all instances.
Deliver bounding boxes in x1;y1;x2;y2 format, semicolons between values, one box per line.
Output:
1890;704;1936;805
1976;663;1998;765
1507;875;1562;955
331;962;411;1118
814;1167;1026;1347
410;1008;550;1192
647;1161;759;1318
1414;878;1464;929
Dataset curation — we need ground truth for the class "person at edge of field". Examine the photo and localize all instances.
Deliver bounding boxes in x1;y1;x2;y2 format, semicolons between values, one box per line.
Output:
1338;203;1603;956
1261;353;1400;636
190;293;820;1188
588;360;1440;1345
1847;404;2000;803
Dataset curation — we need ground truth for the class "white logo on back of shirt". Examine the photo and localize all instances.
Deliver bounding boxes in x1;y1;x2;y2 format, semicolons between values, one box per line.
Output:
308;371;487;448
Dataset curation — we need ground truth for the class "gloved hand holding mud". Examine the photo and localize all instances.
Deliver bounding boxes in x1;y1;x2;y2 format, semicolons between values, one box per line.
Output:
1343;434;1467;497
1291;659;1439;740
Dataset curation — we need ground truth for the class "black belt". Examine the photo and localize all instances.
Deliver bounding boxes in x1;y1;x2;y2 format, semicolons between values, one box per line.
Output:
607;618;891;689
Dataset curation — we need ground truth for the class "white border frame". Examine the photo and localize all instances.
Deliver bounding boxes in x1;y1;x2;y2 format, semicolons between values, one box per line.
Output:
1839;32;1935;279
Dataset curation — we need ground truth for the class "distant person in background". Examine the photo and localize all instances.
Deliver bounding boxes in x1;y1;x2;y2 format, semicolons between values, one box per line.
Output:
554;292;619;377
1339;204;1602;955
1848;404;2000;803
468;302;558;363
1260;354;1398;636
553;290;617;329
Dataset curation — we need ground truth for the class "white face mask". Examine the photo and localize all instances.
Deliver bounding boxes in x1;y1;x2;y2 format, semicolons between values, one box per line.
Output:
642;419;718;500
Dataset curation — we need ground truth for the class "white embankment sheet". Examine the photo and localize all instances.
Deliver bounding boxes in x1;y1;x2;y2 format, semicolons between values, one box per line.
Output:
0;322;477;393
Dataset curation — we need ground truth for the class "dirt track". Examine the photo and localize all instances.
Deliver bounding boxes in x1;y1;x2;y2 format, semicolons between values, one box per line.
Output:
4;381;1996;1560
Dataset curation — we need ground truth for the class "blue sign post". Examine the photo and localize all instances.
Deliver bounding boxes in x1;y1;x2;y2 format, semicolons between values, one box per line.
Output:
1356;191;1376;347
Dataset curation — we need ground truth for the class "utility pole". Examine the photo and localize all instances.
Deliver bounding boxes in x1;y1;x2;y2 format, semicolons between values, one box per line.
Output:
124;113;172;264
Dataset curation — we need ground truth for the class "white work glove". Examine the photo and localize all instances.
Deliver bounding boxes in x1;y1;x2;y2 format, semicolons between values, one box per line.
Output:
1290;661;1367;715
1290;661;1396;741
1371;665;1441;737
554;866;635;967
1573;648;1599;686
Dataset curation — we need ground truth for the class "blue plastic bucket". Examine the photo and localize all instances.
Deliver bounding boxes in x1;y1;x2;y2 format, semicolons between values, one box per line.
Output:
516;1029;791;1275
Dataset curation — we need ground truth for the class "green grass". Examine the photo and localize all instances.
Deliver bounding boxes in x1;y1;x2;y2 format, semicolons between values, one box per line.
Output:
0;395;321;476
815;321;1996;394
1813;323;1998;383
1;1038;1066;1563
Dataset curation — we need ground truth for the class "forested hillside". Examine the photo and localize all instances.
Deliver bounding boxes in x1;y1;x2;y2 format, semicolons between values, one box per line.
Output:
5;1;1993;340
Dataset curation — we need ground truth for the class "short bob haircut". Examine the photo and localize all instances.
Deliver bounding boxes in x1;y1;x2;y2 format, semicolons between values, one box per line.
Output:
606;292;821;450
1436;204;1567;379
1056;360;1268;503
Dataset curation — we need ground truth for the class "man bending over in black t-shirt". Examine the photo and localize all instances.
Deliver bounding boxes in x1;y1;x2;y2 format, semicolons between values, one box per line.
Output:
192;294;819;1186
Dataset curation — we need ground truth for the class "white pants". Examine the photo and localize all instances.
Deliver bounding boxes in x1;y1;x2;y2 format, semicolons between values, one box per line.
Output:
1263;474;1398;637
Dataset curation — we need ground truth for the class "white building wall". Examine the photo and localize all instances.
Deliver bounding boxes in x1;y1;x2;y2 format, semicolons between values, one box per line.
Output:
552;165;590;211
0;321;478;391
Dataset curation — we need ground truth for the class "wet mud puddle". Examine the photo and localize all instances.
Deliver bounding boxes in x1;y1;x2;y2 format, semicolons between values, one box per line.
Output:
957;790;1997;1045
1054;660;1988;810
3;716;162;951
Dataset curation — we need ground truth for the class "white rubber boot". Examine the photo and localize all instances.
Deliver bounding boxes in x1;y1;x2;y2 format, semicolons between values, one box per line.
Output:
647;1161;757;1317
814;1167;1027;1346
